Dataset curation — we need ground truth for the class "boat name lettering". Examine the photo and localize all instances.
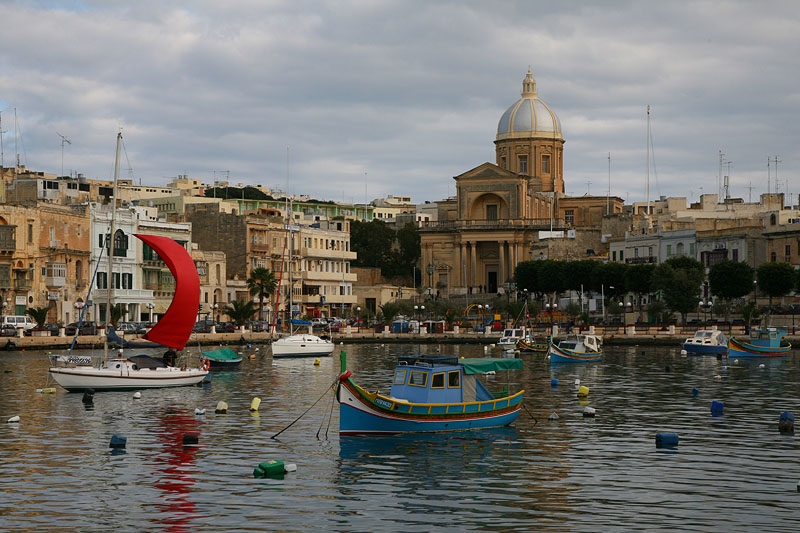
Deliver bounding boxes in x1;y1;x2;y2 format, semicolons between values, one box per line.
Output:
374;397;393;409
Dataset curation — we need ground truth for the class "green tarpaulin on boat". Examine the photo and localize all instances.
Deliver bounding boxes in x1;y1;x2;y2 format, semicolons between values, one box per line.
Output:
203;348;241;361
459;358;523;375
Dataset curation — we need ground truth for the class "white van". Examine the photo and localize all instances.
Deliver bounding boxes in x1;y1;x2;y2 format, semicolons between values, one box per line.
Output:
1;315;37;331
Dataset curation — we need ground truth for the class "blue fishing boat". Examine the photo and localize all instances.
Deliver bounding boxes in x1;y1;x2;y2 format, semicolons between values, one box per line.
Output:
728;327;791;357
548;334;603;363
681;329;728;355
336;352;524;435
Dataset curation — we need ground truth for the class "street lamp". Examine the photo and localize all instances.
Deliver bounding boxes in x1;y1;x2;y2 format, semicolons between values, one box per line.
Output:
212;303;219;323
414;305;419;321
146;302;155;322
699;300;713;324
426;264;434;298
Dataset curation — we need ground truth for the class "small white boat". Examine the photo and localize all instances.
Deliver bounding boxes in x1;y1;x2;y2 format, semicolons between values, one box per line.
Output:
498;328;526;350
49;357;207;391
681;329;728;355
272;334;334;358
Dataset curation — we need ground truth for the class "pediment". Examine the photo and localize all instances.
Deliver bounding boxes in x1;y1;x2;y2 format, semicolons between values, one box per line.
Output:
454;162;520;182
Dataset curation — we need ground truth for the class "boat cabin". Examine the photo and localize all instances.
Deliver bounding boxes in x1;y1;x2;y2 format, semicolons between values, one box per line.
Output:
499;328;526;344
750;327;787;342
558;334;601;353
684;329;727;346
389;355;495;404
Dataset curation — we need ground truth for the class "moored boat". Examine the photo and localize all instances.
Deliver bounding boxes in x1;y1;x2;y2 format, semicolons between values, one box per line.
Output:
516;335;548;353
681;329;728;355
336;352;524;435
272;333;334;358
548;334;603;363
498;327;526;350
202;347;243;368
728;327;791;357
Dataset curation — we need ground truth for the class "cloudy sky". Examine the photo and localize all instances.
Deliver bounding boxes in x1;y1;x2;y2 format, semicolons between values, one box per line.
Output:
1;1;798;206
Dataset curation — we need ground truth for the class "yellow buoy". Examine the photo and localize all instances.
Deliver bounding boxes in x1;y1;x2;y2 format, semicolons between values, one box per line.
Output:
577;385;590;397
215;401;228;414
40;388;56;394
250;397;261;411
313;358;321;366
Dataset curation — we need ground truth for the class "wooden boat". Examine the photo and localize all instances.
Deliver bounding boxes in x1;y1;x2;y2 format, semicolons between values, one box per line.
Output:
548;334;603;363
516;335;548;353
681;329;728;355
728;327;791;357
336;352;524;435
202;348;243;368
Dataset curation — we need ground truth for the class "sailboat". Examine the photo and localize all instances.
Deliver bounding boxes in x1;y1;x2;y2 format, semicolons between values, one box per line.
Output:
48;134;207;391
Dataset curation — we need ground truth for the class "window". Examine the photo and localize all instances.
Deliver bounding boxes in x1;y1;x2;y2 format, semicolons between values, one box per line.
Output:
447;371;460;388
785;244;791;261
486;205;498;220
732;249;739;262
431;373;445;388
648;246;653;257
28;224;33;243
409;370;428;387
612;251;617;262
690;243;695;256
97;272;107;289
564;210;574;225
518;155;528;174
393;369;407;385
500;157;506;169
677;242;684;256
620;250;624;261
542;154;550;174
666;244;672;256
771;251;777;262
634;248;639;258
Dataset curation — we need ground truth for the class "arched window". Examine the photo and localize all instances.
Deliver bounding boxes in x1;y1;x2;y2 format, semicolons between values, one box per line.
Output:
676;242;684;256
113;230;128;257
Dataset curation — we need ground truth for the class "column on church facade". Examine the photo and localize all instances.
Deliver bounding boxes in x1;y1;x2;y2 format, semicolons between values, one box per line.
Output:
470;241;477;290
499;241;506;285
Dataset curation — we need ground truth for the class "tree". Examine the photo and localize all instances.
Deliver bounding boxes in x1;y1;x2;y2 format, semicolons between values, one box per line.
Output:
594;262;628;299
246;267;278;321
223;299;258;325
26;306;50;328
708;260;754;300
379;302;401;324
110;303;127;327
536;260;566;295
564;260;598;292
652;257;705;324
514;260;541;295
757;262;795;304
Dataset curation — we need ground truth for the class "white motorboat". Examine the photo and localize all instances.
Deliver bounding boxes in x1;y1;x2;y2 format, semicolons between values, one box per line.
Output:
272;334;334;358
498;327;526;350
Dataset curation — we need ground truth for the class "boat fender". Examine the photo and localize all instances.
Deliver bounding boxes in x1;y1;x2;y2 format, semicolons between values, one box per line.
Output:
7;415;20;423
548;412;559;420
37;388;56;394
655;432;679;447
779;411;794;434
574;379;580;386
339;370;352;381
577;386;590;397
194;408;206;415
721;365;728;370
550;379;559;387
313;359;321;366
109;434;127;449
583;406;596;417
484;370;496;376
680;349;687;355
250;354;256;359
250;397;261;412
284;463;297;473
182;434;199;446
692;387;699;397
215;401;228;414
711;400;724;417
255;347;259;351
253;459;286;479
202;358;210;371
82;390;94;404
133;392;142;399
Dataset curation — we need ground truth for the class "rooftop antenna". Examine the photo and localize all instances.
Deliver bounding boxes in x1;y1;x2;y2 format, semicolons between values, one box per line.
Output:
773;155;782;197
56;132;71;177
747;181;753;202
723;160;732;200
606;152;611;215
0;111;4;167
646;106;651;215
718;150;725;199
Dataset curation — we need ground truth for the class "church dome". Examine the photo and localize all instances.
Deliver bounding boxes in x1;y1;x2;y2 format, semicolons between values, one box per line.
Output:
496;70;563;141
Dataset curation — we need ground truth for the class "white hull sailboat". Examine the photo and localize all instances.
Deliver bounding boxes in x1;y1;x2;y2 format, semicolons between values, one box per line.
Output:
49;360;207;391
272;333;334;358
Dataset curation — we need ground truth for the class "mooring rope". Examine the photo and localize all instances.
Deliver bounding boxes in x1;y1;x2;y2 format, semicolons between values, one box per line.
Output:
522;402;538;426
271;376;339;440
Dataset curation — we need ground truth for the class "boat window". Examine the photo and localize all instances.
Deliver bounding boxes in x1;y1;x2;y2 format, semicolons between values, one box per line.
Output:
447;371;460;388
393;369;407;385
431;372;445;388
409;370;428;387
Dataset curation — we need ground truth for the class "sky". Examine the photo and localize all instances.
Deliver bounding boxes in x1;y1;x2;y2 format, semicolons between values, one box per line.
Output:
1;1;799;206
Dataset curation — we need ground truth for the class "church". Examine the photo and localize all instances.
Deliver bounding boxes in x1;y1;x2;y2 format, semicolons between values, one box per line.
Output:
419;70;622;296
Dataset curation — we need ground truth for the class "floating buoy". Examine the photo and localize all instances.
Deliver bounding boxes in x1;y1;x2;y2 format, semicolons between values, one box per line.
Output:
194;408;205;415
250;397;261;412
37;388;56;394
779;411;794;434
714;375;722;380
574;379;580;386
551;378;559;387
313;359;320;366
721;365;728;370
711;400;724;417
109;434;127;449
577;385;590;397
255;347;259;352
82;390;94;404
655;432;679;448
215;401;228;414
182;434;199;446
583;406;596;418
247;344;252;348
665;365;671;373
548;412;559;420
7;415;20;423
759;364;765;368
692;387;699;397
133;392;141;399
238;351;243;355
284;463;297;472
680;349;688;355
272;362;278;366
253;459;287;479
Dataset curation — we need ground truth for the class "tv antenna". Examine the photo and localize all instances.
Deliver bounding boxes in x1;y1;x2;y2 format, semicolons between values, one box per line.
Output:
56;132;71;177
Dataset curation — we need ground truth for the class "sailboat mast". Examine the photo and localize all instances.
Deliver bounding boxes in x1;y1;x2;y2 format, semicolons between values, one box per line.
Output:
646;105;650;216
106;132;122;326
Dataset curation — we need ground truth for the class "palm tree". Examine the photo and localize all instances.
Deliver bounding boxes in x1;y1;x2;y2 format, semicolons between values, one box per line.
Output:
26;306;50;328
223;299;258;326
246;267;278;321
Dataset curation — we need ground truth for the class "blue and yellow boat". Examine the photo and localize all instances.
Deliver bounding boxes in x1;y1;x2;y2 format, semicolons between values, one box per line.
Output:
548;334;603;363
336;352;524;435
728;327;791;357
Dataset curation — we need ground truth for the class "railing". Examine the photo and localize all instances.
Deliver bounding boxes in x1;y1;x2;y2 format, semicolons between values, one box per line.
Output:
419;218;568;231
13;278;31;290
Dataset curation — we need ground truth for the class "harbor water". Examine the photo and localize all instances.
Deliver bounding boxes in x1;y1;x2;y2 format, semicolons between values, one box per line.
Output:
1;343;799;531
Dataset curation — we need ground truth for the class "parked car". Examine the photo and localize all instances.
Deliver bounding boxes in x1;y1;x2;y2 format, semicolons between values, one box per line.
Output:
24;323;60;336
192;319;217;333
65;321;98;336
0;324;18;337
217;322;236;333
115;322;145;334
247;320;270;332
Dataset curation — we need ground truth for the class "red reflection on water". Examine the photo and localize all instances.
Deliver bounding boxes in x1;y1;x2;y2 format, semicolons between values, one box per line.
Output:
151;409;205;532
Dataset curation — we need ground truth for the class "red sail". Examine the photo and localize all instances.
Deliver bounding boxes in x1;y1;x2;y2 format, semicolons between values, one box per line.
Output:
136;234;199;350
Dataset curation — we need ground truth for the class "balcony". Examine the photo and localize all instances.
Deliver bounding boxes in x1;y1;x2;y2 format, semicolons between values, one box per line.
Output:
296;271;357;282
0;279;10;289
45;276;66;288
250;242;270;252
299;247;357;260
418;218;567;232
13;278;31;290
0;225;16;252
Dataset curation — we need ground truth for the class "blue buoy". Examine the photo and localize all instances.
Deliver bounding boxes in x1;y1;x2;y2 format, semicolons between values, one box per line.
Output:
711;400;724;417
182;434;199;446
692;387;699;397
779;411;794;434
655;432;679;447
551;378;559;387
109;434;127;449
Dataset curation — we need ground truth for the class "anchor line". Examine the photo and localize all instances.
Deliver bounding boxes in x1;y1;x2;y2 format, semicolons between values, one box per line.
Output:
271;376;339;439
317;387;337;441
522;402;539;426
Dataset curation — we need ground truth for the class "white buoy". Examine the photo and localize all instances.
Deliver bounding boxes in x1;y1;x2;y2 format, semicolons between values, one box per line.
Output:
548;412;559;420
255;347;259;352
583;406;596;417
272;362;278;366
7;415;20;423
194;408;205;415
680;349;688;355
133;392;142;399
284;463;297;472
714;375;722;380
759;364;765;368
574;379;580;386
484;370;496;376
